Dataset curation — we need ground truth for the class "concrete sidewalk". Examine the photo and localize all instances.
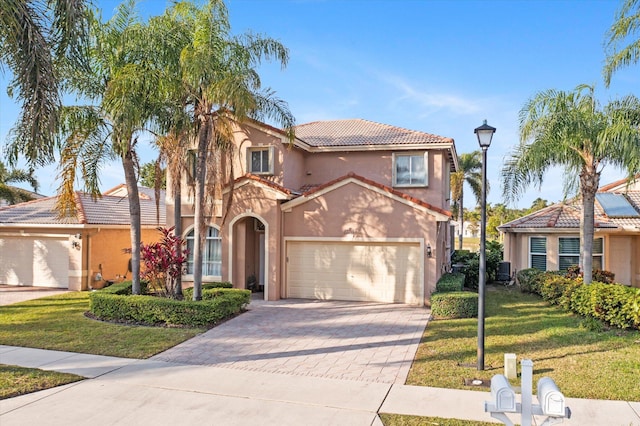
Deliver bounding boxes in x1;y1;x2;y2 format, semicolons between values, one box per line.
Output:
1;346;639;425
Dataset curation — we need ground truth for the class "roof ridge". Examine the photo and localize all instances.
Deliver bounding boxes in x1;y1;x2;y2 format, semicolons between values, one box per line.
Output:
74;192;88;224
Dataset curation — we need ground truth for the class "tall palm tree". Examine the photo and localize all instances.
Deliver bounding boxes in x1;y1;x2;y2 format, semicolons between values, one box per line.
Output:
502;84;640;284
1;0;88;167
168;0;295;300
604;0;640;86
0;161;39;205
57;0;161;294
450;151;483;250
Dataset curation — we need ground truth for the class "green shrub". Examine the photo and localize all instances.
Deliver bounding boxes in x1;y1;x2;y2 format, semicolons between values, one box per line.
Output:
451;250;473;265
592;269;615;284
182;282;234;299
89;288;250;327
570;283;640;330
431;291;478;319
461;255;480;290
99;280;149;295
516;268;543;294
538;273;582;306
436;273;465;292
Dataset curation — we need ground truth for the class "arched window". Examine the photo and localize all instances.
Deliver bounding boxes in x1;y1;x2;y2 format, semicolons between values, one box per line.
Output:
185;227;221;277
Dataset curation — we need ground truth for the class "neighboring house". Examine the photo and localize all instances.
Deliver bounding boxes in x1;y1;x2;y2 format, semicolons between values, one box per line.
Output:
0;185;165;290
0;186;45;207
451;219;480;239
498;176;640;288
169;118;458;306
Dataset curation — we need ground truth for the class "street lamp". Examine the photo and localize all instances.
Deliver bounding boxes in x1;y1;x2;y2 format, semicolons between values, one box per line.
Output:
474;119;496;371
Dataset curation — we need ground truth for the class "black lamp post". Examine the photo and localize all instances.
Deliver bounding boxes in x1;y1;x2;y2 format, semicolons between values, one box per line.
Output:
474;119;496;371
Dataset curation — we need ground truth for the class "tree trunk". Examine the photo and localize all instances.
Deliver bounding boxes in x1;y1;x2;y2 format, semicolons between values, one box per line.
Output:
579;168;600;284
173;185;182;297
458;192;464;250
122;144;142;294
192;117;211;301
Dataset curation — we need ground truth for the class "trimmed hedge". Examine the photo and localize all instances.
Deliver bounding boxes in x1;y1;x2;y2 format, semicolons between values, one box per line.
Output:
182;282;234;299
89;287;250;327
436;273;465;292
431;291;478;319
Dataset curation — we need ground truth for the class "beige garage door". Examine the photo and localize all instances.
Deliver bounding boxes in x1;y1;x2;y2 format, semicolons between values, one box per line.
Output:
0;237;69;288
286;241;423;305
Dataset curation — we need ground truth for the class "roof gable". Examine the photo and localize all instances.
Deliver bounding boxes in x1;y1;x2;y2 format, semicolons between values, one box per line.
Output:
281;172;451;221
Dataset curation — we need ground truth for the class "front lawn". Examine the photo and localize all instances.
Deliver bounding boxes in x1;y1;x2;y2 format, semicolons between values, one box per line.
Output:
0;364;83;399
408;285;640;401
0;292;205;358
379;413;496;426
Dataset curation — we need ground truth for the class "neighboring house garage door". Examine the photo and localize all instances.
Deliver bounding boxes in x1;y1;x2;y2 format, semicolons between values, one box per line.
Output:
286;240;423;305
0;236;69;288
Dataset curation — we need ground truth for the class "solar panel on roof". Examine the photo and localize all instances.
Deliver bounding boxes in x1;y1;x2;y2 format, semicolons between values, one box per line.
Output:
595;193;640;217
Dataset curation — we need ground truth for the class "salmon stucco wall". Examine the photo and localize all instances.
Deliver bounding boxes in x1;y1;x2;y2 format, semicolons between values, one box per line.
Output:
282;181;441;303
222;183;284;300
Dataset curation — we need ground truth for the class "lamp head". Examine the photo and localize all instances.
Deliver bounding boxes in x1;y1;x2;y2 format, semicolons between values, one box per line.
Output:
474;120;496;149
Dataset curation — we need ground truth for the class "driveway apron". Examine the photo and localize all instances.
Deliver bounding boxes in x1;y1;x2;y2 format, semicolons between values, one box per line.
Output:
152;299;430;384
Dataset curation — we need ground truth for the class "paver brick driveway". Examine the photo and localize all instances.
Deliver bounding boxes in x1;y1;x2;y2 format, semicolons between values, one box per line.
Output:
152;299;430;384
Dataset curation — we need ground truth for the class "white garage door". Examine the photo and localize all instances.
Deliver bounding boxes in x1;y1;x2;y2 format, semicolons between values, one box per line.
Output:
0;236;69;288
286;241;423;305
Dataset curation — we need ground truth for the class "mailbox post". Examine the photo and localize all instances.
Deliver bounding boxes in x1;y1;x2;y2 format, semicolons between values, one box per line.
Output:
485;359;571;426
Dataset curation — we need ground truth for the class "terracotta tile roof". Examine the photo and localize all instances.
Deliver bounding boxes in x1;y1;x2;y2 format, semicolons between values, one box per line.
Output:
232;174;293;196
0;196;79;224
79;191;166;226
500;185;640;232
294;119;453;147
299;172;451;217
0;188;165;226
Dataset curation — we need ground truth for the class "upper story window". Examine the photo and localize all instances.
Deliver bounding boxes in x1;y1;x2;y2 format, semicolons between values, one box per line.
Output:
393;153;427;187
247;146;274;175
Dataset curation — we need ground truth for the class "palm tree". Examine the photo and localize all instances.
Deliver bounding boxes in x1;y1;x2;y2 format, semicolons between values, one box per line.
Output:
168;0;295;300
57;0;162;294
0;161;39;205
1;0;88;167
502;84;640;284
604;0;640;86
450;151;483;250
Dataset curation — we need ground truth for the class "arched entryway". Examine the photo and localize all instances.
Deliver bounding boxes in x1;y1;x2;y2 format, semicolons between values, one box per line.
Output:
229;214;268;301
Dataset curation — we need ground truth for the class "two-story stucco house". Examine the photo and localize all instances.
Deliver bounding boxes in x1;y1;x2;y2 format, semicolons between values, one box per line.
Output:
169;118;458;306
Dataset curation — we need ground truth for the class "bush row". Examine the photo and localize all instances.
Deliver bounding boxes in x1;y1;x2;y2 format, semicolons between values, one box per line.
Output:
516;268;640;330
435;272;465;292
431;292;478;319
89;285;250;327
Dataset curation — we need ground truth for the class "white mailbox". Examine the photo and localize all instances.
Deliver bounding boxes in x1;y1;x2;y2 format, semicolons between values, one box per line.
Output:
537;377;568;418
489;374;517;413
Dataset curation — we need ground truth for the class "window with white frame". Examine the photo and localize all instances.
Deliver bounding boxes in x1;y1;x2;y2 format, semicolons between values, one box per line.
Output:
185;227;222;277
247;146;274;175
530;236;547;271
558;237;604;271
393;153;427;187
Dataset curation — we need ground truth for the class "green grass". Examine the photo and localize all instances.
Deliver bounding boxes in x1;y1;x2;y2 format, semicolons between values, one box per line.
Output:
408;285;640;401
0;364;83;399
0;292;205;358
379;413;497;426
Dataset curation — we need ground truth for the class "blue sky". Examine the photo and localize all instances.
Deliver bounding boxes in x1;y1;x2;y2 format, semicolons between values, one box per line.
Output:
1;0;637;208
